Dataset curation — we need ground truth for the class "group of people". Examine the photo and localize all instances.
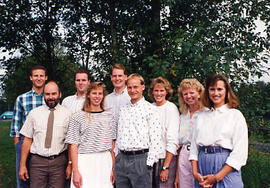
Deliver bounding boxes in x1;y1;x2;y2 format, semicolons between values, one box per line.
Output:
10;64;248;188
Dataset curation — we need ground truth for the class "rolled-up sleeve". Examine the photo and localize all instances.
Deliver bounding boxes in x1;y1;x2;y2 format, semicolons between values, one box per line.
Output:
225;111;248;170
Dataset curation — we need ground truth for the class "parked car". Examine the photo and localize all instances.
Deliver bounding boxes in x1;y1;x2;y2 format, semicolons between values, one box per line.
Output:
0;111;13;120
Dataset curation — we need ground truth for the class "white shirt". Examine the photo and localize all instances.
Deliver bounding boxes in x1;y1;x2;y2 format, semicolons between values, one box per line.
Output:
117;97;164;166
20;104;72;157
62;94;85;113
189;104;248;171
153;101;180;159
104;87;131;124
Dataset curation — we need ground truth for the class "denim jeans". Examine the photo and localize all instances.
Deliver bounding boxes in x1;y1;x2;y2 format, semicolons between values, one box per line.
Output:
15;139;30;188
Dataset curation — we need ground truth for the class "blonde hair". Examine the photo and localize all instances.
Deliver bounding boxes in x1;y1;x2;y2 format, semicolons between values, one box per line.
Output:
148;76;173;102
178;78;205;114
127;73;145;85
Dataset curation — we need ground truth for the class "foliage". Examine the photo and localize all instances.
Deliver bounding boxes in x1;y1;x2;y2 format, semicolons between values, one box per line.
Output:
242;148;270;188
237;81;270;142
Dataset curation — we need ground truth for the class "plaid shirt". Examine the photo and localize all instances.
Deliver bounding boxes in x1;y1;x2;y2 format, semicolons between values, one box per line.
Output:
10;89;45;137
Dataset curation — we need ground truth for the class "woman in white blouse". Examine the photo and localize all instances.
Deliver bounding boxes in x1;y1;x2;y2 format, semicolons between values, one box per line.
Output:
189;74;248;188
175;78;205;188
66;82;116;188
148;76;180;188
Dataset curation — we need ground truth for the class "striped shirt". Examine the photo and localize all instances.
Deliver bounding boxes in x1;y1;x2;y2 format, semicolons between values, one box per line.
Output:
20;104;72;157
10;89;45;137
65;110;117;154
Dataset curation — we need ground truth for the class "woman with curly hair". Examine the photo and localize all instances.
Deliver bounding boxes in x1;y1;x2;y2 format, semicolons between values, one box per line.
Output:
175;78;205;188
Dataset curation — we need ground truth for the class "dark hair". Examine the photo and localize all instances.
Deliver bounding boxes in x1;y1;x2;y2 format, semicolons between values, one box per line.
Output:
83;82;107;112
30;65;47;76
110;63;127;75
75;69;90;81
203;74;239;108
148;76;173;102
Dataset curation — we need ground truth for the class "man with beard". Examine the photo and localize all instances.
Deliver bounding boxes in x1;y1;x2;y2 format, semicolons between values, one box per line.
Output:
19;81;72;188
10;65;47;188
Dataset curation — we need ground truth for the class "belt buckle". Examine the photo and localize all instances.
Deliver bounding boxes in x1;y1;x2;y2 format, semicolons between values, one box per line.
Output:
205;148;207;153
49;156;55;160
186;145;190;151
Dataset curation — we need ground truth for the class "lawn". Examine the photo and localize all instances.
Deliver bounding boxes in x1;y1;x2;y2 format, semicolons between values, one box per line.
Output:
0;121;269;187
0;121;16;188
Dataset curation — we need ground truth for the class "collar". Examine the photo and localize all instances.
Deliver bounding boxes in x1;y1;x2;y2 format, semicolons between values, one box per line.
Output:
210;104;229;113
113;87;127;95
30;89;43;97
130;97;145;107
75;93;86;99
45;103;61;110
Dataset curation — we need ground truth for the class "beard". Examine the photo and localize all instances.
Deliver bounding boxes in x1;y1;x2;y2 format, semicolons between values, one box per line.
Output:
45;98;59;109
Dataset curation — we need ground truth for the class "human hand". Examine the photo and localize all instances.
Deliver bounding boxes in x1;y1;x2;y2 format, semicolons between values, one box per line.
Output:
199;174;216;188
160;169;169;182
174;175;179;188
73;170;82;188
110;169;115;184
66;164;72;179
19;165;29;181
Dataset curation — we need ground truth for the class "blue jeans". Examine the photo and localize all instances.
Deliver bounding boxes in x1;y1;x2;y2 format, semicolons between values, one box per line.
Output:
15;139;30;188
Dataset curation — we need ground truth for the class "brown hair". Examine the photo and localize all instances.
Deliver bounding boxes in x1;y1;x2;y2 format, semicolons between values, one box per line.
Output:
83;82;107;112
30;65;47;76
148;76;173;102
110;63;127;75
127;73;145;85
75;69;90;81
203;74;239;108
178;78;205;114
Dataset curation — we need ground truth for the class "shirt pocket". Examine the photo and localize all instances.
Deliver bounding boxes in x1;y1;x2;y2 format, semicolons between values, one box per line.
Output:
54;121;67;140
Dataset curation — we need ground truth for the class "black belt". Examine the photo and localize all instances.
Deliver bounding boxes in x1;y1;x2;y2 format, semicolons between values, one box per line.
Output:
120;149;149;155
199;146;231;154
31;151;66;160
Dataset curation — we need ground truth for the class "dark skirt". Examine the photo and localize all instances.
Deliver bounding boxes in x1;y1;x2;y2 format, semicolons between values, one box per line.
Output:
195;146;243;188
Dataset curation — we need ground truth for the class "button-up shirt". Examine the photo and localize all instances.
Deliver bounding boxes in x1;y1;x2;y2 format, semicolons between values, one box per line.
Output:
117;97;163;166
153;101;180;159
20;104;71;157
189;104;248;171
10;89;45;137
104;87;131;124
62;94;85;114
179;110;201;146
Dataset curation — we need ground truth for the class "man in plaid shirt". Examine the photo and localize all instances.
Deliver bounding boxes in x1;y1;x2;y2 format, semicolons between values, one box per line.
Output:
10;65;47;188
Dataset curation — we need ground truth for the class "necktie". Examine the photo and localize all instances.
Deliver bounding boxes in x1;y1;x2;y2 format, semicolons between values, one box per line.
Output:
45;108;55;148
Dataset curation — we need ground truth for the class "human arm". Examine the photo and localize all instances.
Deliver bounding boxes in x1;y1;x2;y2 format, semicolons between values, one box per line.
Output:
10;96;23;142
110;141;116;184
191;160;204;184
70;144;82;188
65;149;72;179
160;151;174;182
19;137;32;181
174;148;180;188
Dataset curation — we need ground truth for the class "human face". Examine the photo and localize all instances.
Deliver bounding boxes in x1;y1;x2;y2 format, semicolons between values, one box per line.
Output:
153;84;167;106
208;80;226;108
30;69;47;90
75;73;90;95
182;88;200;107
88;87;104;108
111;68;127;91
127;77;145;104
44;82;61;109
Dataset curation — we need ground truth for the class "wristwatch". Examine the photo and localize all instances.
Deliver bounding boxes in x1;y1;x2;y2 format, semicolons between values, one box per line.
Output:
162;166;169;170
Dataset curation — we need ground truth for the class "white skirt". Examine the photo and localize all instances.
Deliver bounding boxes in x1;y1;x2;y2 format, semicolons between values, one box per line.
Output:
71;151;113;188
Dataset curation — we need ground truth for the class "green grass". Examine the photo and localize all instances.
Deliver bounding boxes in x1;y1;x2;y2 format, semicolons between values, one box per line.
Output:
0;121;16;188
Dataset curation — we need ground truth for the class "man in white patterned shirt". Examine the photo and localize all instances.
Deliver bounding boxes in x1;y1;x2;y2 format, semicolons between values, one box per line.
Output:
62;69;90;113
19;81;71;188
115;73;163;188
